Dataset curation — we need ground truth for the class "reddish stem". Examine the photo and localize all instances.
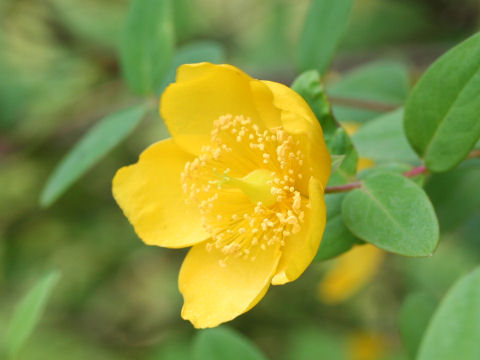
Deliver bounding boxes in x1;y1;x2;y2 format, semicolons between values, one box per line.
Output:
324;181;362;194
324;164;428;194
402;164;427;177
328;95;399;113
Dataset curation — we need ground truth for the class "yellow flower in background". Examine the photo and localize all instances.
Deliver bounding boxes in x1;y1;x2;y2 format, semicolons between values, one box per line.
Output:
112;63;331;328
349;332;388;360
318;122;383;304
318;244;384;304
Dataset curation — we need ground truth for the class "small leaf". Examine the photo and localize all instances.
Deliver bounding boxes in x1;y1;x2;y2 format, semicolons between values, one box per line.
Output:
298;0;352;74
399;292;437;359
291;70;338;137
40;105;148;207
2;271;60;358
120;0;175;95
418;267;480;360
330;155;345;173
157;41;226;94
352;108;419;163
342;172;439;256
315;193;360;262
329;61;409;123
193;327;267;360
404;32;480;172
327;127;359;186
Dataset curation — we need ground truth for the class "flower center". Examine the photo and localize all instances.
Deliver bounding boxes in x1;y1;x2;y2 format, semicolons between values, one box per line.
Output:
181;114;308;265
214;169;277;207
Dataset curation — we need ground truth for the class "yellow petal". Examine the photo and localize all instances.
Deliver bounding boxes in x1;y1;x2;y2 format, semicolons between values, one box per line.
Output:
271;177;327;285
160;63;280;155
179;241;282;328
262;80;331;190
318;244;385;304
112;139;209;248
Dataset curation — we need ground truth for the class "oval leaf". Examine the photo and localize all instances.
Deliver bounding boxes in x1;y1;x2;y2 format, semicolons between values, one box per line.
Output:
342;172;439;256
3;271;60;358
404;32;480;172
298;0;352;74
40;105;147;207
193;327;267;360
418;267;480;360
120;0;175;95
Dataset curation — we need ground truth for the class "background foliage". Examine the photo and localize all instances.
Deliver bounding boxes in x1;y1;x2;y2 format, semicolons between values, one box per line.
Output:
1;0;479;359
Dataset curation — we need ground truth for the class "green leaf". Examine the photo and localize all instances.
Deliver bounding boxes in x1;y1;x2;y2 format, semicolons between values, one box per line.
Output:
120;0;175;95
40;105;148;207
342;172;439;256
291;70;338;137
192;327;267;360
327;127;359;186
329;61;409;123
298;0;352;74
352;108;419;163
404;32;480;172
330;155;345;173
2;271;60;358
157;40;226;94
399;292;437;359
315;193;359;262
418;267;480;360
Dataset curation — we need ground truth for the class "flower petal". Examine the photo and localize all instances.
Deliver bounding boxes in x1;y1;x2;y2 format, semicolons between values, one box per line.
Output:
318;244;385;304
160;63;280;155
112;139;209;248
262;80;331;190
271;177;327;285
179;240;282;328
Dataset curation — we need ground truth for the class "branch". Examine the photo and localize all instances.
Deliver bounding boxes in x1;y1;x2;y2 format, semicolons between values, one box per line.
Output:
324;149;480;194
328;95;399;113
324;164;427;194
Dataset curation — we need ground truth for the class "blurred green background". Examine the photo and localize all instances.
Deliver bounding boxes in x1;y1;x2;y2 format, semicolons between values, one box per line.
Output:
1;0;479;359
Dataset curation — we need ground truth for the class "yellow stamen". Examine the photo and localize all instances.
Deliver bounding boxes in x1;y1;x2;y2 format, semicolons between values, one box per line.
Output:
180;114;310;264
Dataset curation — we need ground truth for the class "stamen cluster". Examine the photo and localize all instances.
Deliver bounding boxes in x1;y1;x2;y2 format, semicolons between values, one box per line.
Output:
181;114;309;266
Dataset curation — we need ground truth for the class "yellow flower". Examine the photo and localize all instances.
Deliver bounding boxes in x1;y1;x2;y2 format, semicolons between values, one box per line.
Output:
112;63;331;328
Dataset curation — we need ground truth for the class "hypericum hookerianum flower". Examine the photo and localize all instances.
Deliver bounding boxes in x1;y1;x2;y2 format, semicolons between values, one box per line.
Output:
113;63;331;328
